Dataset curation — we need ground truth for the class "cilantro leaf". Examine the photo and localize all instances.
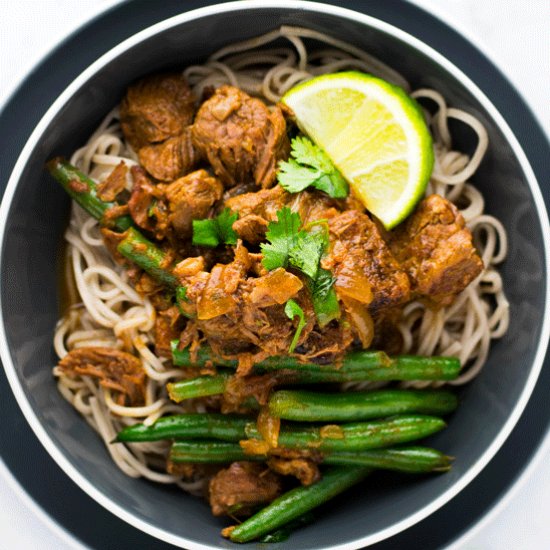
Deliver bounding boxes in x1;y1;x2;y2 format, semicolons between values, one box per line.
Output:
277;159;322;194
216;208;239;245
192;208;238;247
310;171;349;199
288;230;325;279
309;268;340;327
291;135;334;173
192;219;220;247
277;136;349;199
261;207;302;271
261;207;340;327
284;299;306;353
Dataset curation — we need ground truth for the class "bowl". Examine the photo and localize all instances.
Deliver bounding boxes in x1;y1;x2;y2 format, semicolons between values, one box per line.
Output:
0;1;548;548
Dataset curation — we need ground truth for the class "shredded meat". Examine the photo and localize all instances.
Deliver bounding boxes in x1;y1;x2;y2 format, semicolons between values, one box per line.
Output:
154;305;183;358
127;166;169;238
267;457;321;486
191;85;289;188
221;372;288;411
58;347;145;405
208;461;282;517
389;194;484;306
96;162;128;201
174;243;309;361
164;169;224;240
325;210;411;315
138;128;199;182
120;73;195;150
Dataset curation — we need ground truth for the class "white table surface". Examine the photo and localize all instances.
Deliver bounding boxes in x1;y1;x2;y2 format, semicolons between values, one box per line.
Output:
0;1;548;549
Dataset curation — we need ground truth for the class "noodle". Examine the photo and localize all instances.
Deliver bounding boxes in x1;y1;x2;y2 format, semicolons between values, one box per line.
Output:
53;27;509;488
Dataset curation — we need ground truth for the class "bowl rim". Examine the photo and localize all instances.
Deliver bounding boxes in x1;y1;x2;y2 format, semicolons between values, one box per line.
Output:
0;1;548;548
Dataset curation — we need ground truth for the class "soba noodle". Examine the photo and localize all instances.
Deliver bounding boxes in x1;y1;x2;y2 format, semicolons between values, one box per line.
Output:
53;27;509;487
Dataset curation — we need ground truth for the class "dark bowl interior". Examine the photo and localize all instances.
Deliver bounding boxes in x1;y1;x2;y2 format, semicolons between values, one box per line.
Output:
0;4;547;549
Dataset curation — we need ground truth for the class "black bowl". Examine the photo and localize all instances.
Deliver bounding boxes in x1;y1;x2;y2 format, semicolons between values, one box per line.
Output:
0;2;548;548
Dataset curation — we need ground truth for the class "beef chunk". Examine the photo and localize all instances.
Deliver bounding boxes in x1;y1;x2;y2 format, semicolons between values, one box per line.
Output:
127;166;169;238
58;347;145;405
390;194;483;306
138;128;200;182
120;73;195;150
225;185;287;225
325;210;410;314
226;186;341;244
96;162;128;202
191;85;289;188
208;462;282;517
164;169;224;240
232;215;269;245
267;457;321;486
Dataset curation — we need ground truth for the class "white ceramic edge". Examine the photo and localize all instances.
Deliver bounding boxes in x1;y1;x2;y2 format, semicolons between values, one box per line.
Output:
0;458;86;550
0;1;548;549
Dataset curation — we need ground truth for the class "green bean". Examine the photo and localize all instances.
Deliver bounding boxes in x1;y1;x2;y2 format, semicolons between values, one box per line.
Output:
48;158;179;288
170;441;264;464
245;415;446;452
169;441;451;473
167;374;231;403
228;466;371;542
170;342;460;381
46;157;133;232
166;369;426;404
323;446;452;472
268;389;458;422
117;227;178;289
114;414;248;443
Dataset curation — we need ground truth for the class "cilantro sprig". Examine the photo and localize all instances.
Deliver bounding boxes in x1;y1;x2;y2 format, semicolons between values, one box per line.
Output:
261;207;340;326
284;299;306;353
277;136;349;199
192;208;238;248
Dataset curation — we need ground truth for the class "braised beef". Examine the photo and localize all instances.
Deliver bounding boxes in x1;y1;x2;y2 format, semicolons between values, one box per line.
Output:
325;210;411;315
138;128;199;182
120;73;195;150
191;85;289;188
267;457;321;486
390;194;483;306
208;461;282;517
58;347;145;405
165;169;224;240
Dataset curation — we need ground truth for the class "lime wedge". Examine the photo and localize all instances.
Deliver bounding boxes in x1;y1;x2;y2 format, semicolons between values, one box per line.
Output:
281;72;434;229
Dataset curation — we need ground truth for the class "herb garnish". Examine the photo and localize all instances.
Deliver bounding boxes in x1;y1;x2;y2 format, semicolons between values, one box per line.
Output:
284;299;306;353
261;207;340;326
192;208;238;247
277;136;349;199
